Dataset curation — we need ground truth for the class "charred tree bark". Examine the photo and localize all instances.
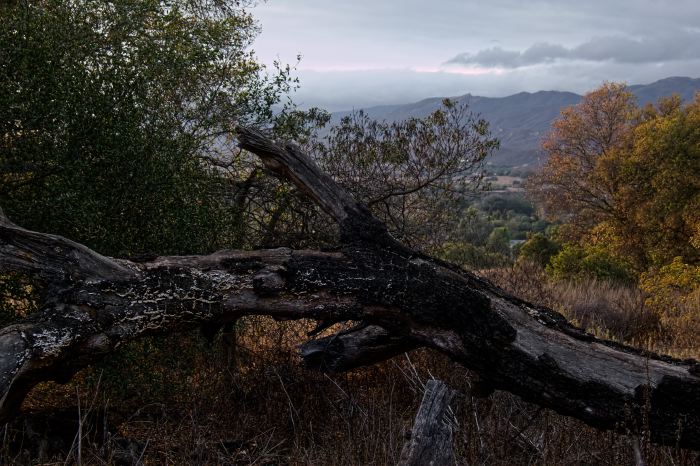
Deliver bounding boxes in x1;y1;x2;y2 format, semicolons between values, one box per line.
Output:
0;129;699;450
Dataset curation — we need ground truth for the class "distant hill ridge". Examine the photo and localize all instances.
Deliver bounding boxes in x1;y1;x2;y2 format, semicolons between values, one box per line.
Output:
329;77;700;168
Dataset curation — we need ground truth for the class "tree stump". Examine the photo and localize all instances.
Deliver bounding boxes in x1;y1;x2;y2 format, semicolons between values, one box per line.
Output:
399;380;457;466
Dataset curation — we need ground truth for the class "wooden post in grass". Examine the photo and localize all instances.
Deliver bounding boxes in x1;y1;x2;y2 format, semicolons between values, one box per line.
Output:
399;380;457;466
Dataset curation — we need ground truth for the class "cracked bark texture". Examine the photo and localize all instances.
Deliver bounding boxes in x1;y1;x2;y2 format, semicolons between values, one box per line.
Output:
398;379;457;466
0;129;699;450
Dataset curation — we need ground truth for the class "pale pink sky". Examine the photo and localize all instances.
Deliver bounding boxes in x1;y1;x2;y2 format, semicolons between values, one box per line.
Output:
251;0;700;110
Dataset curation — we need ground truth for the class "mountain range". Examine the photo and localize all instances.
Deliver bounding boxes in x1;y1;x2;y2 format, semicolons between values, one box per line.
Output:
329;77;700;168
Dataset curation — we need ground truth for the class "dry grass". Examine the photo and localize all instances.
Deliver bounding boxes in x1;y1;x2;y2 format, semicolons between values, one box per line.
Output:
553;280;656;340
483;262;699;359
4;265;700;465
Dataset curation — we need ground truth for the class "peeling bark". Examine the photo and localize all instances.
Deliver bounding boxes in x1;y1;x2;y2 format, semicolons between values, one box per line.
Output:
0;128;699;450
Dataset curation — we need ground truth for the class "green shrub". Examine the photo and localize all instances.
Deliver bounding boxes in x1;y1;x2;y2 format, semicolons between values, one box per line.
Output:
479;193;534;216
518;233;560;267
547;243;633;283
485;226;511;255
640;257;700;334
440;242;509;269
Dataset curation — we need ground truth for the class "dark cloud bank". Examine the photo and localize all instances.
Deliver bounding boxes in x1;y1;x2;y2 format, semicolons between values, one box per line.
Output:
447;30;700;68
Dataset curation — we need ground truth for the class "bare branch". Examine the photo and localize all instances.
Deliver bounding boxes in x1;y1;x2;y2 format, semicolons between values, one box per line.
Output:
0;219;135;282
236;127;392;245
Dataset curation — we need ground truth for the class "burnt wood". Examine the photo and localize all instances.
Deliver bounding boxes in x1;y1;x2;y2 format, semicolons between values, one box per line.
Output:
0;129;698;450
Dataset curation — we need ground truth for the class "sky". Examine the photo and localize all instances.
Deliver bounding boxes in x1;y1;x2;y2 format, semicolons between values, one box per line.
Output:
251;0;700;111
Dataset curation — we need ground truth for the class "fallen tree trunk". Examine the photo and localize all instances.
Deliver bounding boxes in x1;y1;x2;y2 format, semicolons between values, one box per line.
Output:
0;128;699;450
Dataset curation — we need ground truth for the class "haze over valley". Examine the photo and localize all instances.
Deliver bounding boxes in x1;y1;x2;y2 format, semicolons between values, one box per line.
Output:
330;76;700;167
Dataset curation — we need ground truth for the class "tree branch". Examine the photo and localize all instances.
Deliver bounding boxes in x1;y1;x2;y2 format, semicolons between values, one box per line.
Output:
300;324;421;373
236;127;395;246
0;215;134;282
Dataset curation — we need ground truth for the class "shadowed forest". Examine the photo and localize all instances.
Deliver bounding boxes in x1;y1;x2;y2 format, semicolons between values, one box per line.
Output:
1;1;699;465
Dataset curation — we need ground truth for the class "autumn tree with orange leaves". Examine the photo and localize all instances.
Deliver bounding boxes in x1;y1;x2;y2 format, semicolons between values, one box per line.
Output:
528;83;700;275
527;83;636;238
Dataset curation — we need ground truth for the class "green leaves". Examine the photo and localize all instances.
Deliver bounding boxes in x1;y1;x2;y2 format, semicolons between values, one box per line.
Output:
547;243;633;283
0;0;302;257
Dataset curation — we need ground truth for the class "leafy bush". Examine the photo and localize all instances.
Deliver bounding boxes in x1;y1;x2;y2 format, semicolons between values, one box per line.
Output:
640;257;700;334
486;226;511;256
518;233;560;267
479;193;534;216
546;243;633;283
440;242;509;269
0;0;305;257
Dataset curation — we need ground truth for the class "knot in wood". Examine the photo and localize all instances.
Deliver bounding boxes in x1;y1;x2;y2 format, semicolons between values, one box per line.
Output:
689;362;700;377
252;266;285;296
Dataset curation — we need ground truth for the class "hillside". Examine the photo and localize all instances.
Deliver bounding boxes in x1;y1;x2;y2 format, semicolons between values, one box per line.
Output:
329;77;700;168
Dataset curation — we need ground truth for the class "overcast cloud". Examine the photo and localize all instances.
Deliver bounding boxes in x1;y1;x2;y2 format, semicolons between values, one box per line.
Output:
447;31;700;68
251;0;700;111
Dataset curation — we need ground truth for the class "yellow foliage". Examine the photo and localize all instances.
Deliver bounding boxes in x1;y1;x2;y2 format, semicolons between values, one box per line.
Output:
639;257;700;331
529;86;700;272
